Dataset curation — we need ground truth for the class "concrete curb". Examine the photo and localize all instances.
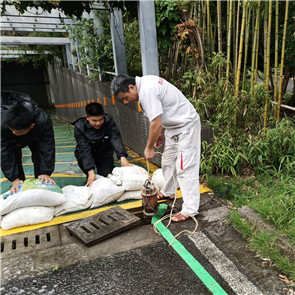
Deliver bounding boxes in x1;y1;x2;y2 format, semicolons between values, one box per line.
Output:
238;206;295;263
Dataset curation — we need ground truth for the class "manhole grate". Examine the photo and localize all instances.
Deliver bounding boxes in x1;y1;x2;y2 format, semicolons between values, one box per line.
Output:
0;225;61;258
65;206;141;247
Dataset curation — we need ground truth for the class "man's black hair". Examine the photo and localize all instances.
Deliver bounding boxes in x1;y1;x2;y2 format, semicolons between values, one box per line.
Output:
110;74;136;95
86;102;105;117
7;103;35;130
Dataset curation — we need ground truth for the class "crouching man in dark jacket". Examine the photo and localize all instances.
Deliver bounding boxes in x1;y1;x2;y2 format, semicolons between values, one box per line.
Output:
1;91;56;194
73;102;131;186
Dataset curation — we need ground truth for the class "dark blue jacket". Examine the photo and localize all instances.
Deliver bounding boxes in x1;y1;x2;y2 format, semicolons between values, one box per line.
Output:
1;91;55;181
73;114;128;173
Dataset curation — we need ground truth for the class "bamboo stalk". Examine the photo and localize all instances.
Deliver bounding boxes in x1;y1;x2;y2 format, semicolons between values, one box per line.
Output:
227;0;229;31
198;0;201;29
226;0;233;81
172;42;180;82
232;1;236;77
263;0;272;134
206;0;211;53
234;0;247;125
242;4;251;90
202;1;206;44
277;0;289;122
210;10;215;53
217;0;223;78
263;3;268;80
271;100;295;112
265;1;272;92
254;9;260;85
234;0;240;78
274;0;279;105
217;0;222;54
250;1;261;97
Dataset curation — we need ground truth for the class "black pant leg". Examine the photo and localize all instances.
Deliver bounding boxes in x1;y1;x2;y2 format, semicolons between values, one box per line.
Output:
94;152;115;177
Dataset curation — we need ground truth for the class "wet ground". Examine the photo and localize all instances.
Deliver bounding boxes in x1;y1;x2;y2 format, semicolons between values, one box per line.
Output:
1;196;294;295
1;112;294;294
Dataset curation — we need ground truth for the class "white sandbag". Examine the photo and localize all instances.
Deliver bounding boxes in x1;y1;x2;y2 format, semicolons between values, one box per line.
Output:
54;186;93;216
107;174;122;186
121;174;149;191
112;165;148;177
1;206;54;230
90;177;125;208
0;187;66;216
117;190;142;202
151;169;165;190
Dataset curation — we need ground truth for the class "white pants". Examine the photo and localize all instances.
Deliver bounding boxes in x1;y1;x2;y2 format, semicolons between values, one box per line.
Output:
161;120;201;215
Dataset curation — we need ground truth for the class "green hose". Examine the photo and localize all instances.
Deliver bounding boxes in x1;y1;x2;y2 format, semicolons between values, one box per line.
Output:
152;204;228;295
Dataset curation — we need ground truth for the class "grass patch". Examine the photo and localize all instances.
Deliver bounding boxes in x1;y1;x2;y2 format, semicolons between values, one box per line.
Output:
209;175;295;280
230;211;295;281
207;175;295;246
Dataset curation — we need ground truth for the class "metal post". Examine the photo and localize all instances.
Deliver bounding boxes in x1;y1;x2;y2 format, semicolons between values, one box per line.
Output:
138;0;159;76
75;39;82;73
110;8;128;75
70;40;78;71
65;43;72;69
91;10;103;80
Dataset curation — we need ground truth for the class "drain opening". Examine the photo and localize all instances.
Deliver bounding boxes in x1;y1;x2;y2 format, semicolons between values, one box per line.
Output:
115;212;127;219
46;233;51;242
90;222;100;230
35;235;40;244
24;237;28;247
12;240;16;250
107;215;117;222
98;219;109;226
81;226;91;233
1;242;4;253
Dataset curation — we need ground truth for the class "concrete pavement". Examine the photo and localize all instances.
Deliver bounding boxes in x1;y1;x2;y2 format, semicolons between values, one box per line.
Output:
1;193;294;295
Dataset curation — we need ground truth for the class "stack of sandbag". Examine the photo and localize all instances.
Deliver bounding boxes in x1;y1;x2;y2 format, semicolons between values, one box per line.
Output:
107;165;149;202
0;179;66;230
54;185;93;216
89;175;125;208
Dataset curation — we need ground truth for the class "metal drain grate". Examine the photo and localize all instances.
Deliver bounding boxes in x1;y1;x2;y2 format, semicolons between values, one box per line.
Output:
65;206;141;247
0;225;61;258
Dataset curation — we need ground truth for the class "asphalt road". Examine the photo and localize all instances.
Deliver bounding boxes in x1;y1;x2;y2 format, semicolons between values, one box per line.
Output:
1;196;294;295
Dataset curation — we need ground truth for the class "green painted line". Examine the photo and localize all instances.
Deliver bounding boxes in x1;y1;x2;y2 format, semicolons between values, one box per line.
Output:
152;204;228;295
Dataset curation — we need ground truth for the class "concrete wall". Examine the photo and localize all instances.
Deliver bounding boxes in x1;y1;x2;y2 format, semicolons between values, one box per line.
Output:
47;63;213;166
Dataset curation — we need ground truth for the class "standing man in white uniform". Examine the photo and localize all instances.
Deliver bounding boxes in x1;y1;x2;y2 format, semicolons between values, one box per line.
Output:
111;75;201;222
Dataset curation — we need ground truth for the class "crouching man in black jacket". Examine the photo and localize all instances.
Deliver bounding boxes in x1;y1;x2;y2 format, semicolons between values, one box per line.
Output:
73;102;131;186
1;91;56;194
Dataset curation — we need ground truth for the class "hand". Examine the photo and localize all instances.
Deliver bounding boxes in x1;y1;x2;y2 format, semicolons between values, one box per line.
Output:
10;178;23;195
120;157;133;167
155;134;164;148
85;170;96;187
144;147;155;161
38;175;56;185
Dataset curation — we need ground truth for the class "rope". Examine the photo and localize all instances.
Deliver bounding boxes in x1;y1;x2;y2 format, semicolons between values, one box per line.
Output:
146;151;199;240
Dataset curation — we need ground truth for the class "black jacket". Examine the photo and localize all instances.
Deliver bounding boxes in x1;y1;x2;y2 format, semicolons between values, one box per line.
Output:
1;91;55;181
73;114;128;173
